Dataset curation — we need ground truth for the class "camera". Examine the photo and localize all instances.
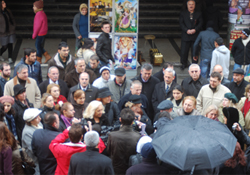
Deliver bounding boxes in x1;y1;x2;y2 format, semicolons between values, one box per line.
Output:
232;123;237;131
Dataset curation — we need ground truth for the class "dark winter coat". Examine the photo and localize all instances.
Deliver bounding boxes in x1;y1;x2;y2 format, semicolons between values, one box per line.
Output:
0;8;16;37
83;115;109;127
181;76;209;98
39;106;60;124
96;32;115;64
0;76;8;97
39;79;69;98
227;80;249;101
153;70;177;83
103;102;120;126
68;147;114;175
12;98;33;144
31;124;61;175
107;125;141;175
231;37;250;65
86;63;102;78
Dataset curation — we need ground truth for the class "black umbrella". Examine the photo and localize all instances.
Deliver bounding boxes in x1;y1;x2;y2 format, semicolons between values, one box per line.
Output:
152;115;237;171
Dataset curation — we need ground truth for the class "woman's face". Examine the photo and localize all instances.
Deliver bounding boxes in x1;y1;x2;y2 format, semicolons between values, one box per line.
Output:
102;96;111;105
81;7;87;15
51;86;60;99
206;109;218;120
31;116;41;126
94;105;103;118
2;1;6;9
183;99;195;113
222;98;230;107
75;94;85;105
45;96;54;108
3;102;11;113
173;89;183;101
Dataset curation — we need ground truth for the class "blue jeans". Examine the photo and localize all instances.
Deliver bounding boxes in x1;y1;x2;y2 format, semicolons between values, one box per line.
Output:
100;60;110;67
35;36;46;57
231;63;250;81
200;59;211;78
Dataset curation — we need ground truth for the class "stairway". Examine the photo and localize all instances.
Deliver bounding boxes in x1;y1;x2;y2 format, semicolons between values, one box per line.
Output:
8;0;228;39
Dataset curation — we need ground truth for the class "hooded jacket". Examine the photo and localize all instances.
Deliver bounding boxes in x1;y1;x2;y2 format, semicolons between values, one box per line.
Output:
231;37;250;65
210;45;230;79
13;57;43;85
92;74;115;89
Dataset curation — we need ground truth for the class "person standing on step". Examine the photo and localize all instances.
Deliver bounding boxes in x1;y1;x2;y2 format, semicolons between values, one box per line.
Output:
179;0;203;70
32;0;51;64
0;0;16;64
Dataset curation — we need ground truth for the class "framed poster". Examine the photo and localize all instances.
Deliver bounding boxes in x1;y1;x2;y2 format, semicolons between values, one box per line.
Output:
89;0;113;32
113;35;137;70
114;0;138;33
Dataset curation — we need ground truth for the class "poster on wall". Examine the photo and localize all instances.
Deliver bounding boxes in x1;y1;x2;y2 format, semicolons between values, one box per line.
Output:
229;30;242;50
113;35;137;70
114;0;138;33
89;0;113;32
228;0;250;24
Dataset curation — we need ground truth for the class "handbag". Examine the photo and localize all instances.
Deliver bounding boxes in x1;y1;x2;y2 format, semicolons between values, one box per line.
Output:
19;148;36;175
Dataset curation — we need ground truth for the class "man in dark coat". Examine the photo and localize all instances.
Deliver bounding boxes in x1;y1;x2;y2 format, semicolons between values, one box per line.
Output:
96;21;115;66
32;112;61;175
107;108;141;175
179;0;203;70
0;62;11;97
132;63;160;120
153;62;177;83
68;131;114;175
68;72;98;103
12;85;34;144
152;68;178;114
64;58;97;88
227;68;249;101
39;66;68;97
181;64;208;98
86;54;102;78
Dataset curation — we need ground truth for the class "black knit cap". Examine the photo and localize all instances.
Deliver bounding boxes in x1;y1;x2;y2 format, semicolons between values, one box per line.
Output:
14;84;26;97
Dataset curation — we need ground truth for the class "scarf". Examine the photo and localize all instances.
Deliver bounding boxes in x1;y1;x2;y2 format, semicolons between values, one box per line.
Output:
34;8;43;14
5;114;17;138
61;115;72;128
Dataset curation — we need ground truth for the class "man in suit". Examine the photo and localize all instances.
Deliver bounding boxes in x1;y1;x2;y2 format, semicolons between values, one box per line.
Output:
153;62;177;83
39;66;68;97
152;68;178;114
179;0;203;70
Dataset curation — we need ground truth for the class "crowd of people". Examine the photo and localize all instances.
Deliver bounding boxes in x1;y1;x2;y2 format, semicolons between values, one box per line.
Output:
2;0;250;174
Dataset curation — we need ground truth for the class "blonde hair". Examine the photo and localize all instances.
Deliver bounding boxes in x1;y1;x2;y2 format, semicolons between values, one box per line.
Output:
204;105;219;116
125;101;134;108
46;83;60;94
79;3;88;12
83;100;104;119
41;93;53;106
182;96;197;108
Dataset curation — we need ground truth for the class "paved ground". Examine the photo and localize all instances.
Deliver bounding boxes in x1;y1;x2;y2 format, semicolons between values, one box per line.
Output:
1;37;234;84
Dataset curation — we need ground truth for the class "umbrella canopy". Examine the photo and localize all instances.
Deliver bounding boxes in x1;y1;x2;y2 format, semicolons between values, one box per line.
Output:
152;115;237;171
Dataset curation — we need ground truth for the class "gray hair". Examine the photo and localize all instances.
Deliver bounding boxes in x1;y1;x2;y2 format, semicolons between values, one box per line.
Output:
164;68;175;77
84;131;99;147
48;66;59;74
90;54;99;61
188;64;200;71
131;80;142;89
17;64;28;73
74;58;85;65
141;63;153;71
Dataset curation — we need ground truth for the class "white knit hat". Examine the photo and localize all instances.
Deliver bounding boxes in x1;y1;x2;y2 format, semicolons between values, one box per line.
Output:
23;108;42;122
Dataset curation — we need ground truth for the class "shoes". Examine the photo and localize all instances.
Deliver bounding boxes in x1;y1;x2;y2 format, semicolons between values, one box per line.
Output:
37;57;42;64
0;56;4;62
8;58;13;64
180;65;186;70
43;51;52;63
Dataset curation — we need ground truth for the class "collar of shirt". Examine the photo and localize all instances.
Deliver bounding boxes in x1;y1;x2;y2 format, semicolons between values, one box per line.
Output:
49;79;59;84
81;85;87;91
165;82;172;89
141;74;149;83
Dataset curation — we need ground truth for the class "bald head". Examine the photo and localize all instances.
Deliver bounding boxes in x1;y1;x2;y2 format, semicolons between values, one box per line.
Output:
79;72;89;88
213;65;223;77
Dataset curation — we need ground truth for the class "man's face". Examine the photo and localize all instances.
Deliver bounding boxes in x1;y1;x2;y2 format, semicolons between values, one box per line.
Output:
102;70;110;80
53;114;60;129
16;91;26;101
27;52;36;63
89;59;99;69
48;68;59;82
210;77;221;88
233;73;244;84
116;75;126;84
242;33;248;40
75;60;86;73
64;104;75;118
187;0;195;12
130;84;142;95
164;71;174;85
213;66;223;77
2;65;11;78
58;46;69;58
17;68;28;81
101;24;110;33
141;69;152;81
79;73;89;88
189;66;200;81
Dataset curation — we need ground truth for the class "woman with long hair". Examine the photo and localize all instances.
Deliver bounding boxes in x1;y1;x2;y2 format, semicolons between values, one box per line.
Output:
72;89;88;119
168;85;185;112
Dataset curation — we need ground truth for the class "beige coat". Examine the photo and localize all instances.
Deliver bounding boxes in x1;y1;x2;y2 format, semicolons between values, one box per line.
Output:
197;84;231;114
4;76;41;108
76;48;95;64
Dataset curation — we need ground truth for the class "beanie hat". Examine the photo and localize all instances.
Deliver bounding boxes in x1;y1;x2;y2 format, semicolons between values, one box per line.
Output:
99;66;110;74
136;136;152;153
0;96;14;105
34;0;44;9
242;29;250;37
13;84;26;97
224;93;238;104
23;108;42;122
141;142;156;159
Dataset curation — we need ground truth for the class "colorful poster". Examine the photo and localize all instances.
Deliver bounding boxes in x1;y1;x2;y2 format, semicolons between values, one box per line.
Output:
113;35;137;70
228;0;250;24
114;0;138;33
89;0;112;32
229;30;242;50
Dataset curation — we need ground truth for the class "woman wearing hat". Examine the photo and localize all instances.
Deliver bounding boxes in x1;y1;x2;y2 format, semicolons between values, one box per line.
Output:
218;93;245;128
73;3;89;52
176;96;200;116
22;108;43;175
76;38;95;64
72;89;88;119
96;87;120;126
0;95;17;139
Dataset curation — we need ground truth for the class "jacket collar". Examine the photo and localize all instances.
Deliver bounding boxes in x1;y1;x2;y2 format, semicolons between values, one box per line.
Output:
44;123;60;132
86;146;99;152
53;53;72;68
61;142;86;147
78;83;93;92
13;76;31;86
119;125;133;132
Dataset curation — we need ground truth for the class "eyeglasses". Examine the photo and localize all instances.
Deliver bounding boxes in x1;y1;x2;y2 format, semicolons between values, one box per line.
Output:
61;49;70;52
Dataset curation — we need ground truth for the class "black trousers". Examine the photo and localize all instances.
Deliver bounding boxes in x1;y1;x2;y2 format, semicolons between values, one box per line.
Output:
180;40;198;66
